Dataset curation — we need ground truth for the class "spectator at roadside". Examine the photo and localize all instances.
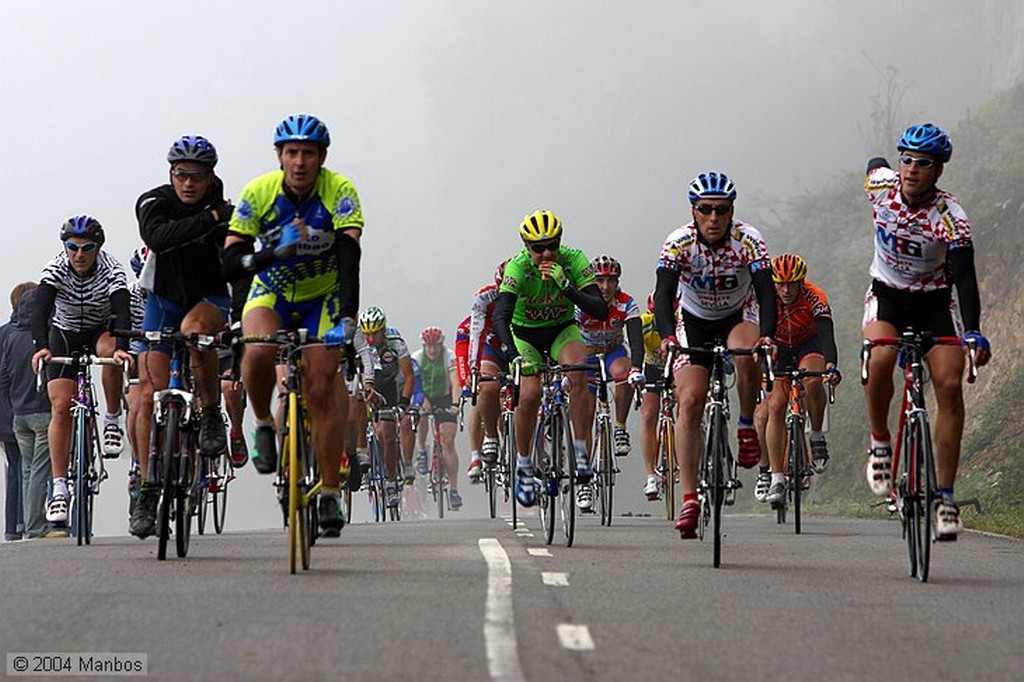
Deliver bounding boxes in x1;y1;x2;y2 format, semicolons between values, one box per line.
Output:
0;285;56;539
0;282;36;541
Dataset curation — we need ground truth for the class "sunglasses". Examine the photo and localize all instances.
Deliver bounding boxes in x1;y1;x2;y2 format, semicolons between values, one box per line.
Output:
65;241;98;253
170;168;211;182
693;204;733;216
529;240;560;254
899;155;937;169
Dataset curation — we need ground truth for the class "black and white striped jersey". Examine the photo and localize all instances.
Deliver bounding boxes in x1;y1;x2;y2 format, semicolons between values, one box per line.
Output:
39;251;129;332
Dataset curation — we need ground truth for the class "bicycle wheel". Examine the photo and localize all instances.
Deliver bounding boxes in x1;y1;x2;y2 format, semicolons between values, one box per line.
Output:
503;414;517;530
72;408;90;546
286;395;303;574
486;459;497;518
659;419;675;521
434;447;446;520
305;427;320;549
212;455;229;534
196;457;209;535
156;404;179;562
601;417;614;526
907;412;935;582
706;407;725;567
535;415;555;545
558;407;576;547
175;429;198;558
792;429;804;535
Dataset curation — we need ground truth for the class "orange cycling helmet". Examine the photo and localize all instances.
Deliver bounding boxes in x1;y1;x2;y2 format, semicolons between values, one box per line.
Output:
771;253;808;283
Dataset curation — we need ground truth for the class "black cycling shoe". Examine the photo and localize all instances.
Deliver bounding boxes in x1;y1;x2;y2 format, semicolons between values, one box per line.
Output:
252;424;278;474
318;494;345;537
199;406;228;457
129;489;159;539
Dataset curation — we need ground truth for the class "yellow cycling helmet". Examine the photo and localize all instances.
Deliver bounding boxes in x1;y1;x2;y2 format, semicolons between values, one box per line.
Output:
519;210;563;242
359;306;387;333
771;253;808;283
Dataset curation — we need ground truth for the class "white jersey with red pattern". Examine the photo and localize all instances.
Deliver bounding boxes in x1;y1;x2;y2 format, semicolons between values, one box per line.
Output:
455;315;471;388
468;283;500;370
657;221;771;320
864;166;973;292
576;290;640;353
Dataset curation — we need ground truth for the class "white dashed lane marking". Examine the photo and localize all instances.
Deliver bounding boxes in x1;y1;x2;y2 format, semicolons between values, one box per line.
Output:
527;548;552;557
557;624;595;650
541;572;569;586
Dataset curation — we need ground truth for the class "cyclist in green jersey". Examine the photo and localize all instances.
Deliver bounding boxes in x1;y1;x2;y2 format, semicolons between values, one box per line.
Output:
492;210;609;507
222;114;362;533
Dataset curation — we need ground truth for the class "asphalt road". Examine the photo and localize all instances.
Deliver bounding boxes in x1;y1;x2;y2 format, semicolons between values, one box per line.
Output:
1;510;1021;681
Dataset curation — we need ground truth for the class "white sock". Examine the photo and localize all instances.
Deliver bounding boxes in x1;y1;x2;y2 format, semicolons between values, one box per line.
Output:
771;473;786;486
870;435;891;450
470;450;482;462
104;411;121;426
810;430;824;442
53;477;68;498
516;455;532;469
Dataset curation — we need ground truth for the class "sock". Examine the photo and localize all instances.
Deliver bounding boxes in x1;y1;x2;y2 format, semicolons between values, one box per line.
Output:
320;486;340;497
53;477;68;498
516;455;532;469
104;411;121;426
256;416;275;428
470;450;482;462
870;432;891;450
573;439;587;456
771;473;786;486
683;492;698;503
738;415;754;428
810;430;823;442
615;421;626;430
936;487;954;502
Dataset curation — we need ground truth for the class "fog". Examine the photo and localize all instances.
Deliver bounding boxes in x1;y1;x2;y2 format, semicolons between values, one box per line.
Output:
2;0;1019;534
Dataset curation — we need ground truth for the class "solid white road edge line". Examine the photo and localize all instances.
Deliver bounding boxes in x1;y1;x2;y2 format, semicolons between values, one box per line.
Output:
479;538;526;682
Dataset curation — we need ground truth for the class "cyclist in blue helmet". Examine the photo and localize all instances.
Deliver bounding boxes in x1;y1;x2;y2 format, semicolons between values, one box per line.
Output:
653;171;778;538
222;113;363;536
129;135;234;539
862;123;991;540
31;216;133;532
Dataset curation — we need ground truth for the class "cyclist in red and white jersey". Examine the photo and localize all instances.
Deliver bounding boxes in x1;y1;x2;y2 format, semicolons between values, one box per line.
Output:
753;253;841;506
862;123;990;540
574;255;645;510
654;172;777;538
460;262;509;481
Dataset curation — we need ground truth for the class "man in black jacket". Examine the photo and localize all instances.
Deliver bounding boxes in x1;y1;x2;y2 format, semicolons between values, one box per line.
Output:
130;136;232;539
1;286;55;539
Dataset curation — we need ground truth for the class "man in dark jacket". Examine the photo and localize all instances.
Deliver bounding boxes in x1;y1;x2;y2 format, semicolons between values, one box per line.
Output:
1;285;54;539
0;283;34;540
130;136;232;539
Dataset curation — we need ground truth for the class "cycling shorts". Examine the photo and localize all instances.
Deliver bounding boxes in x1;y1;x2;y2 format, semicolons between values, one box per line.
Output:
586;343;627;395
139;292;230;356
46;326;106;381
511;321;583;376
774;336;824;374
862;280;959;353
674;308;754;371
424;393;457;425
243;286;339;339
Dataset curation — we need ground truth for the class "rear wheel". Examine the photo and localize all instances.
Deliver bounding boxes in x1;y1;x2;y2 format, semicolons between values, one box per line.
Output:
196;458;210;535
486;462;497;518
212;455;229;534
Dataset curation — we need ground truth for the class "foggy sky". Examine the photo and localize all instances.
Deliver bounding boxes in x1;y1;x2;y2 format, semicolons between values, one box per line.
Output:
1;0;1018;533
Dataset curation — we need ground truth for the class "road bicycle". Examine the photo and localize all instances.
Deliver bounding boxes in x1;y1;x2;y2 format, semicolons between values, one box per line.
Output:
771;368;834;534
531;357;595;548
588;353;617;526
672;342;771;567
39;354;128;545
239;329;346;574
650;368;680;521
861;329;980;582
472;367;519;525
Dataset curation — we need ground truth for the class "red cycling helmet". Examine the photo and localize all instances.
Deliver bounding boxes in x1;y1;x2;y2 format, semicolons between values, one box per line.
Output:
591;254;621;278
420;326;445;345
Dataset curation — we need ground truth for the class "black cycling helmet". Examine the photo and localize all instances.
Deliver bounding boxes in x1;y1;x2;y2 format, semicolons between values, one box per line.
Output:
167;135;218;167
60;215;105;246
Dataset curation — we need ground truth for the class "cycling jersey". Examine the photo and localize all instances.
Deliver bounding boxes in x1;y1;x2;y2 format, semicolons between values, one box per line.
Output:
775;281;832;348
577;290;640;354
468;283;500;370
499;247;595;328
657;221;770;320
455;317;471;388
410;346;455;400
229;168;363;302
864;166;972;292
369;328;410;385
639;311;663;367
38;251;129;333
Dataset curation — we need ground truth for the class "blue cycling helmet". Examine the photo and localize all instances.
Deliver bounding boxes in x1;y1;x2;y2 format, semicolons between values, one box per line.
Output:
167;135;218;167
897;123;952;163
129;246;149;278
688;172;737;204
274;114;330;148
59;215;105;246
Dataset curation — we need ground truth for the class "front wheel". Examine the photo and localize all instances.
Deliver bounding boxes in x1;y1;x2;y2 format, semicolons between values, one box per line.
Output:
156;404;180;562
558;408;576;547
659;419;675;521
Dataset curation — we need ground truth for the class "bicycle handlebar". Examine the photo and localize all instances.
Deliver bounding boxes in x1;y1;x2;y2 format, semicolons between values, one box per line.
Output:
37;355;130;393
860;334;977;385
